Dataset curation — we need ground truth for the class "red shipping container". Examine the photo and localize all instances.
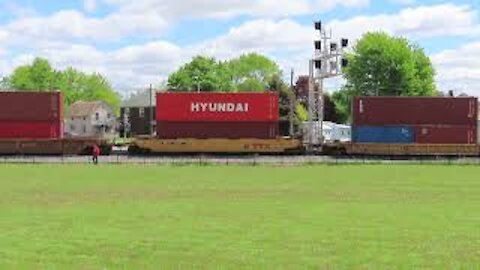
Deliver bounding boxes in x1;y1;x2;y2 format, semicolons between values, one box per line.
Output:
415;125;477;144
0;91;63;122
353;97;477;126
156;92;279;122
0;121;62;139
157;121;278;139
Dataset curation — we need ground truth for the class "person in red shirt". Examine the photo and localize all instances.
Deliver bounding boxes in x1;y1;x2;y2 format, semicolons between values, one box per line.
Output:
92;144;100;165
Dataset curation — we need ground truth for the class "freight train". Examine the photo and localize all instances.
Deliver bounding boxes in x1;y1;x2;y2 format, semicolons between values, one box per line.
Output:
128;92;480;157
0;91;111;155
128;92;303;154
1;91;480;157
345;96;479;156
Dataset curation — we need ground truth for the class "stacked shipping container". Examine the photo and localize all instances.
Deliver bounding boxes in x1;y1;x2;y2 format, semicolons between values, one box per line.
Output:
352;126;414;143
156;92;279;139
0;92;63;139
352;97;478;144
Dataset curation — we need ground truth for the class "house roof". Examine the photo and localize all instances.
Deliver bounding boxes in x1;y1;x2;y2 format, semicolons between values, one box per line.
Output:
121;88;158;108
68;101;109;117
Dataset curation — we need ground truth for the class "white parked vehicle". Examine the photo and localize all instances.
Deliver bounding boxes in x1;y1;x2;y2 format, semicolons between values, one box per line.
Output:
302;121;351;144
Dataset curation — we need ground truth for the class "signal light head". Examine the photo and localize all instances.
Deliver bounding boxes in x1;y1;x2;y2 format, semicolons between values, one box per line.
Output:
330;43;338;52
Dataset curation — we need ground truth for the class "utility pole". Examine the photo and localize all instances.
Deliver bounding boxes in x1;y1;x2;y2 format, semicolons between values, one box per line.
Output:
149;84;154;136
123;111;128;140
307;21;349;153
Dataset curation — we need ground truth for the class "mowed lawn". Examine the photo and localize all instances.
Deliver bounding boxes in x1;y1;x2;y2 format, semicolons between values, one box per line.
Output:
0;165;479;269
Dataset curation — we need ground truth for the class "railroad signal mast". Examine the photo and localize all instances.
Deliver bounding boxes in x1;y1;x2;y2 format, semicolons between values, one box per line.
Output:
307;20;349;152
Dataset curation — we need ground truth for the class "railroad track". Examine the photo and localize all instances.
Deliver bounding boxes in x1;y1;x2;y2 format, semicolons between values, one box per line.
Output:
2;155;480;165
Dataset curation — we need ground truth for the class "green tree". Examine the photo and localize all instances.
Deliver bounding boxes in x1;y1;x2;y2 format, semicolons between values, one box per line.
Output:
228;53;281;91
0;77;11;90
167;53;281;92
331;32;437;123
10;58;56;91
168;56;233;92
343;32;436;96
54;67;87;105
236;77;265;92
55;69;120;113
8;58;121;114
268;74;304;135
331;85;357;124
295;103;308;122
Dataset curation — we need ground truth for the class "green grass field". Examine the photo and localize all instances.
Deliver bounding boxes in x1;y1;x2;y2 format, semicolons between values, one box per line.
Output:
1;164;479;269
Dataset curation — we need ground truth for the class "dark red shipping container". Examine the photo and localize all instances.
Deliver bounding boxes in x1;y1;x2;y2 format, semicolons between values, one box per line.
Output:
353;97;477;126
0;91;63;122
157;121;278;139
0;121;62;139
415;125;477;144
156;92;279;122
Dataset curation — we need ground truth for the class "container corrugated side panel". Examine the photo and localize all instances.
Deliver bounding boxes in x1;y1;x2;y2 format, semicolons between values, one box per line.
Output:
0;121;62;139
57;92;64;121
478;121;480;144
415;125;477;144
353;97;477;126
156;92;279;122
352;126;415;143
0;91;63;122
157;121;278;139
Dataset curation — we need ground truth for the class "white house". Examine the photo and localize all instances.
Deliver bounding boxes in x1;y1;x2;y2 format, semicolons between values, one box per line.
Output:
65;101;116;138
302;121;351;144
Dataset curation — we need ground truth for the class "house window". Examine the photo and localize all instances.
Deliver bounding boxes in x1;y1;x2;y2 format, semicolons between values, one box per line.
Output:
95;112;100;120
83;125;87;133
70;124;75;131
83;117;86;121
107;113;111;119
125;108;130;114
139;107;145;118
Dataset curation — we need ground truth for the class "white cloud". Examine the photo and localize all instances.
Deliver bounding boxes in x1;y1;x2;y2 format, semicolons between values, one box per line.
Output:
193;19;313;59
330;4;479;42
0;29;9;43
314;0;369;11
388;0;415;5
83;0;98;13
432;41;480;96
45;41;182;89
187;4;480;83
2;10;168;43
1;2;479;96
0;39;183;90
194;4;480;58
104;0;369;19
0;2;466;48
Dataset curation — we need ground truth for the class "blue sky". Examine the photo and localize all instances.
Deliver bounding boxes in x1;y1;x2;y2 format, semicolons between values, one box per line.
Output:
0;0;479;96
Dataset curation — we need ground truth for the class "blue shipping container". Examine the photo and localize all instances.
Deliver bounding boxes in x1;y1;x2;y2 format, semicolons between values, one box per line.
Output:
352;126;415;143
